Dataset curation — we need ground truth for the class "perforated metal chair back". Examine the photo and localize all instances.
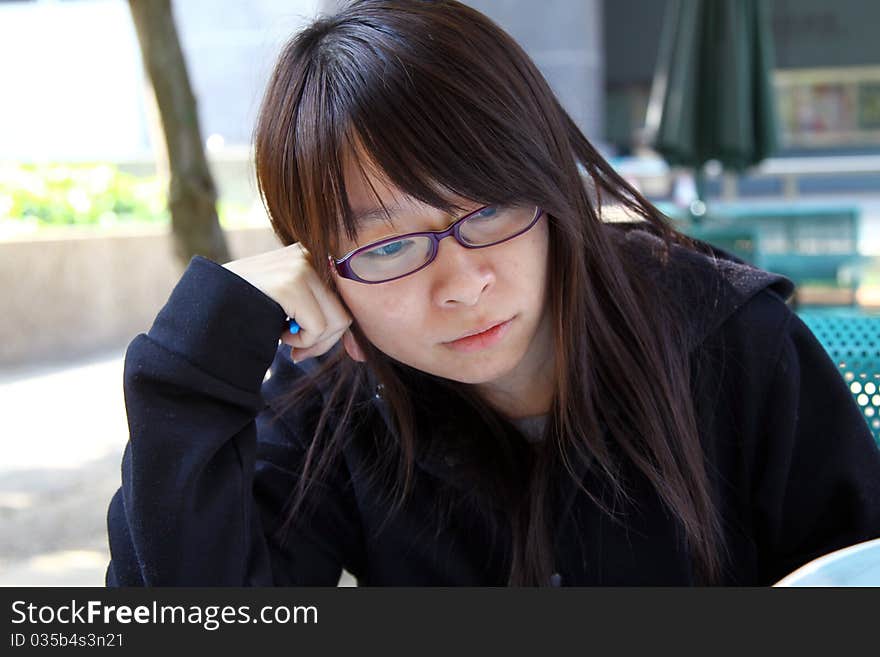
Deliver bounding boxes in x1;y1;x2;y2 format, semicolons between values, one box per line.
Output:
798;310;880;448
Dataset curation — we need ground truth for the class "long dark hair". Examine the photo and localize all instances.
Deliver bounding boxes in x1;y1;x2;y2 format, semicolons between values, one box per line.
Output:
253;0;730;585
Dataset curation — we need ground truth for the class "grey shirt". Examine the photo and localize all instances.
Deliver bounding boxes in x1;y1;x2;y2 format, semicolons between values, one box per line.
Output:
511;414;548;443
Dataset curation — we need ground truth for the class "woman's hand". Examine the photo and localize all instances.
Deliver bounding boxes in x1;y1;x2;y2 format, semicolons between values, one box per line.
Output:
222;243;355;363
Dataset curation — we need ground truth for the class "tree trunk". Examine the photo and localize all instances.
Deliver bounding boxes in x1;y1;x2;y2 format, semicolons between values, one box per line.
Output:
128;0;230;267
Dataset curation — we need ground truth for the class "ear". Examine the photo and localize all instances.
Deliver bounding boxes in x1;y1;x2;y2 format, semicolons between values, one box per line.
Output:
342;329;366;362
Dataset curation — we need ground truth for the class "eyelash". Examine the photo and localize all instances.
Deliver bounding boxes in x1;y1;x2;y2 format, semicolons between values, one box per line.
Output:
362;239;413;259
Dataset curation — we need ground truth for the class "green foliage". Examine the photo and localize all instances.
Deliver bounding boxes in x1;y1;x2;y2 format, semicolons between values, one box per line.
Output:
0;163;169;229
0;164;273;241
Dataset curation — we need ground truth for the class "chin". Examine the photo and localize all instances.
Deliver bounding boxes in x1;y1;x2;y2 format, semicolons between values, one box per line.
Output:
428;351;521;385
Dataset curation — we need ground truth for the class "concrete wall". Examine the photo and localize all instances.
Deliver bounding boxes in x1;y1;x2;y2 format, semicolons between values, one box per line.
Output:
0;226;280;370
464;0;605;141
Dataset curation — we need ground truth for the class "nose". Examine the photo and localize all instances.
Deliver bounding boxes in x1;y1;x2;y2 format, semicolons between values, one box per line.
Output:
430;234;495;307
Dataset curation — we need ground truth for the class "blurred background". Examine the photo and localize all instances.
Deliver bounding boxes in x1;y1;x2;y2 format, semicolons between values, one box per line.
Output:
2;0;879;586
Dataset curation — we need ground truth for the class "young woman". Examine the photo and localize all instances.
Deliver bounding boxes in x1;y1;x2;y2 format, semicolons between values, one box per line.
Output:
105;0;880;586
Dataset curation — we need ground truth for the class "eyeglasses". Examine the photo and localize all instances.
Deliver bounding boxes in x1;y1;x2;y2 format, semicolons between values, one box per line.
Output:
328;205;543;284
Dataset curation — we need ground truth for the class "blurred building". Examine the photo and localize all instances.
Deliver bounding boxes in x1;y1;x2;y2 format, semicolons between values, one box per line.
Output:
605;0;880;157
1;0;878;194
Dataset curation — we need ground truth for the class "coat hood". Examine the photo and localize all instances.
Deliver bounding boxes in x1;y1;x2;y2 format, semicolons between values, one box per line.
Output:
608;220;795;354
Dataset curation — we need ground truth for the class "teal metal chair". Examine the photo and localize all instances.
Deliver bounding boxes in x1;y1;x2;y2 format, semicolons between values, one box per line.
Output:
684;225;765;268
798;309;880;448
709;206;860;258
662;204;866;305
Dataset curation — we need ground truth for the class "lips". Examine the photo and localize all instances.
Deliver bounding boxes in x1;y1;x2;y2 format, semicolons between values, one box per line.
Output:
446;319;510;343
443;317;514;353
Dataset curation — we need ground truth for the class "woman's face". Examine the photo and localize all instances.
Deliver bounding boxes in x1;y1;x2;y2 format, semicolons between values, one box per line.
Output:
333;159;553;409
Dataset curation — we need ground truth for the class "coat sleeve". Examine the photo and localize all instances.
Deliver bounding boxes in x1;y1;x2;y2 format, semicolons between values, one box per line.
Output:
104;256;364;586
751;307;880;584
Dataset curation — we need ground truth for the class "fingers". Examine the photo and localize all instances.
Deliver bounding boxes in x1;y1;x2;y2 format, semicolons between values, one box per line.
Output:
282;289;327;349
283;277;352;351
284;325;349;363
265;241;353;364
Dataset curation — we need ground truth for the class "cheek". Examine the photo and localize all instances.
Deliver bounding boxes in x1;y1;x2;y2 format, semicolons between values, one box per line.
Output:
513;223;549;282
338;284;422;337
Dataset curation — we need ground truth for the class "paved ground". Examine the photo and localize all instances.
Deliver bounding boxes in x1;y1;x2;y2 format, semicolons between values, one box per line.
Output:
0;350;356;587
0;350;127;586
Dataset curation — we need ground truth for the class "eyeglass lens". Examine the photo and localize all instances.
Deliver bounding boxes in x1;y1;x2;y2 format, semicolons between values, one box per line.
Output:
349;205;538;282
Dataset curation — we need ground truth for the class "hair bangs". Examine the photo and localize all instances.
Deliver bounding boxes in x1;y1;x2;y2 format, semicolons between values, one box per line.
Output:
320;5;568;218
257;0;579;276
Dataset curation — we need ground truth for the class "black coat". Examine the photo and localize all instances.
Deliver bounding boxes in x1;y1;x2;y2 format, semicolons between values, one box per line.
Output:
105;222;880;586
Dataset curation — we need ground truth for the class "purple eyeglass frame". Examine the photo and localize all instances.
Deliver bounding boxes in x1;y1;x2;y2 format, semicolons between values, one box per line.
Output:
327;205;544;284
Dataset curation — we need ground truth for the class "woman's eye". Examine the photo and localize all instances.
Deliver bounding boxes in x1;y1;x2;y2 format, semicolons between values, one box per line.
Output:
363;240;410;258
473;206;499;220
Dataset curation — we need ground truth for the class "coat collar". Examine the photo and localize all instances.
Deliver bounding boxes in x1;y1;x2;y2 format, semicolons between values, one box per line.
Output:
363;365;476;490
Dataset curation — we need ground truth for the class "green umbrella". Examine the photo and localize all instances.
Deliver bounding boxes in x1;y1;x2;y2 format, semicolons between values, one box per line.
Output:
646;0;779;213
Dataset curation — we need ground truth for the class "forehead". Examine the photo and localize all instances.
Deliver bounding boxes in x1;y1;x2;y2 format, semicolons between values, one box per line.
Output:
340;149;477;235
